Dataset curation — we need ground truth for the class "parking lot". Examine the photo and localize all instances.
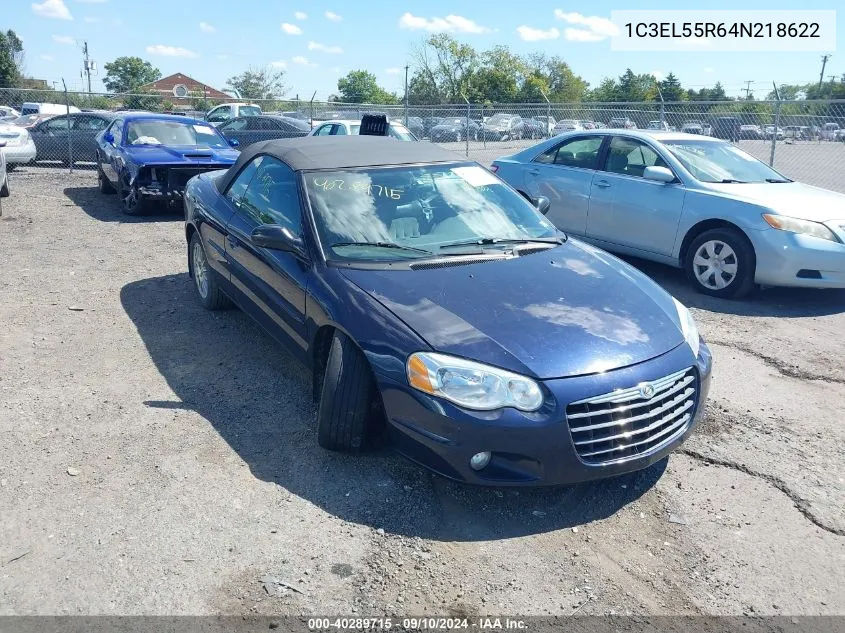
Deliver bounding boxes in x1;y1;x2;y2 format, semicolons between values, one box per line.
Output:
1;167;843;617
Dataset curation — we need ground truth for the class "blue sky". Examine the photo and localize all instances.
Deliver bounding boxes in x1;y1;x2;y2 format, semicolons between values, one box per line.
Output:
8;0;843;99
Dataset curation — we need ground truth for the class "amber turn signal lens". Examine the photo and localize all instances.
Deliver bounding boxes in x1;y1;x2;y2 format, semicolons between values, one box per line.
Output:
407;354;434;393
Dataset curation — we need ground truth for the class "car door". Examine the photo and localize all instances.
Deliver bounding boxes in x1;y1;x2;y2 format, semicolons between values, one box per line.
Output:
522;135;606;236
586;135;686;256
71;115;110;162
312;123;334;136
225;156;309;355
99;119;123;184
31;115;71;162
218;116;249;146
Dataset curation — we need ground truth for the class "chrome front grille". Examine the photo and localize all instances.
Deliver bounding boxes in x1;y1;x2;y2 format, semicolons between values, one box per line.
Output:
566;367;697;465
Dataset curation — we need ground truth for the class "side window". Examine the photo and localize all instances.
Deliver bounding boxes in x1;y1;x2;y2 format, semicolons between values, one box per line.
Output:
221;117;248;131
331;124;348;136
75;115;109;131
534;136;603;169
110;120;124;144
225;156;264;206
207;107;230;124
604;136;669;178
240;157;302;234
43;116;70;133
313;124;333;136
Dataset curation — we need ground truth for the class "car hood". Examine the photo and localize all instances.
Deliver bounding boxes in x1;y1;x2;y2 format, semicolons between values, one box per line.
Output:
341;240;685;380
703;181;845;222
121;144;238;165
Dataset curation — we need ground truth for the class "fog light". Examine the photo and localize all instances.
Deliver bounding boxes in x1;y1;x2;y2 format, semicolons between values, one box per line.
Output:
470;451;492;471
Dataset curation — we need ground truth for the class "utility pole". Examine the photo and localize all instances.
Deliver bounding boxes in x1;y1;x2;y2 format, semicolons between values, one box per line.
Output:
818;54;831;90
81;41;94;94
742;80;754;99
403;64;409;125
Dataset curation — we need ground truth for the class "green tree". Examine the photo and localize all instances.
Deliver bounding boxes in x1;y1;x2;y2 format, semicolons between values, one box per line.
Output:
523;54;588;102
587;78;620;102
0;29;24;88
469;46;523;102
337;70;399;103
412;34;478;103
658;72;685;101
226;66;287;100
103;56;161;93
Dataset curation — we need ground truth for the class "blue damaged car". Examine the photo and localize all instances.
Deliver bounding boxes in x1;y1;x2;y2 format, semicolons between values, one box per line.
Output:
183;136;712;486
95;113;239;215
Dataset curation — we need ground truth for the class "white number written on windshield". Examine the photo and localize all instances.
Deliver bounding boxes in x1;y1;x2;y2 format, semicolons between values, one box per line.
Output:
312;177;403;199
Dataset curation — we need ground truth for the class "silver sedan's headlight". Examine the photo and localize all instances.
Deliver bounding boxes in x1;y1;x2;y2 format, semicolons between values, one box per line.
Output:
407;352;543;412
762;214;839;242
672;298;700;357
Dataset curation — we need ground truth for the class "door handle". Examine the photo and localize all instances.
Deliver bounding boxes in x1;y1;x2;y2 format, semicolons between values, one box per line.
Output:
528;169;540;175
594;180;611;188
226;235;240;249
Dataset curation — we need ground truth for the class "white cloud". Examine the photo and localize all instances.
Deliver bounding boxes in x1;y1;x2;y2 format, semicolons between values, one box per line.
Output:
399;12;490;34
269;60;287;68
325;11;342;22
281;22;302;35
292;55;316;67
564;28;604;42
145;44;199;58
554;10;618;41
704;67;715;73
199;21;215;33
294;11;307;20
651;70;666;82
40;54;54;61
385;67;402;75
52;35;75;44
32;0;73;20
308;41;343;54
517;25;560;41
83;16;99;22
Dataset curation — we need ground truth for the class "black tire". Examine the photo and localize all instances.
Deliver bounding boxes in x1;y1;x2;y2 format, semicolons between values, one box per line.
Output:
189;233;231;310
98;167;115;194
684;227;756;299
119;173;149;216
317;331;380;452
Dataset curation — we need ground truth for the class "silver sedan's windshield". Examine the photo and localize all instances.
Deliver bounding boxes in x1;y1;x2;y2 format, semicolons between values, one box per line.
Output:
305;163;559;260
664;139;788;183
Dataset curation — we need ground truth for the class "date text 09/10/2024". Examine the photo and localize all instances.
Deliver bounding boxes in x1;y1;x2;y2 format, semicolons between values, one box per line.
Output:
307;617;528;630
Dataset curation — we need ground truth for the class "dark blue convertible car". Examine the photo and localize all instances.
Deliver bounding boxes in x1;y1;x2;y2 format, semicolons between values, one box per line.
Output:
184;136;712;486
95;113;239;215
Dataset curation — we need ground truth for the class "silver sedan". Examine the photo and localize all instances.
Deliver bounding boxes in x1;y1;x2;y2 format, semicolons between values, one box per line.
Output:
492;130;845;298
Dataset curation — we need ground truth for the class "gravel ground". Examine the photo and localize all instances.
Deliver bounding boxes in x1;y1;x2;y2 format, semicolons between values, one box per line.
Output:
1;167;843;617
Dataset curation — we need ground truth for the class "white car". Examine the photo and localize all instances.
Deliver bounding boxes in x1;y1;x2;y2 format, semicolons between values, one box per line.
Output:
0;105;20;118
647;120;671;131
0;123;36;167
308;119;417;141
552;119;584;135
533;115;556;136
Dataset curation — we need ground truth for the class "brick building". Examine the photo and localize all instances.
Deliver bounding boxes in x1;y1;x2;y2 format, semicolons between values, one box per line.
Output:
136;73;230;105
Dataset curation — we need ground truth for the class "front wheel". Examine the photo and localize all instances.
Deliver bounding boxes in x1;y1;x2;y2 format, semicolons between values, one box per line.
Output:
317;331;381;452
685;228;756;299
119;174;149;216
98;167;115;194
189;233;231;310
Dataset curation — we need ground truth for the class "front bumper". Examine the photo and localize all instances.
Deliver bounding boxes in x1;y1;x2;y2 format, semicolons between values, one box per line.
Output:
377;341;712;486
2;140;36;164
751;225;845;288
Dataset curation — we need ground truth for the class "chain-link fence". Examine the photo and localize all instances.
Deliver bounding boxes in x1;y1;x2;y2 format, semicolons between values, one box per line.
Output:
2;87;844;193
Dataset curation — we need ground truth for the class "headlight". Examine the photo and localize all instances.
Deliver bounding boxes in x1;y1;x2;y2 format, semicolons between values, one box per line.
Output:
672;298;700;358
407;352;543;412
762;214;839;242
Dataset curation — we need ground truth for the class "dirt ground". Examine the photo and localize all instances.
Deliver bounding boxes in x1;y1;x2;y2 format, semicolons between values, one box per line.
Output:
1;167;843;617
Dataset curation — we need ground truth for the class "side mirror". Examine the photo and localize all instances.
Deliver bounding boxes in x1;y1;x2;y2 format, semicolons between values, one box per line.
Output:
643;166;675;183
533;195;551;215
228;138;240;148
251;224;307;259
103;132;114;145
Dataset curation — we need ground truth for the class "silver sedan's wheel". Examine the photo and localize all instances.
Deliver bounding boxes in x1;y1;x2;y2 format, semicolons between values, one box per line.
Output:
692;240;738;290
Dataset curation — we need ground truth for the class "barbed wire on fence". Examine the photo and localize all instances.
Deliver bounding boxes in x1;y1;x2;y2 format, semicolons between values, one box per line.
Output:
1;87;844;193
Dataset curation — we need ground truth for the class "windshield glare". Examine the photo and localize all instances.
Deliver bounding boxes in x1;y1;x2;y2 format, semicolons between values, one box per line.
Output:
241;106;261;117
125;120;227;147
664;140;786;183
305;163;558;260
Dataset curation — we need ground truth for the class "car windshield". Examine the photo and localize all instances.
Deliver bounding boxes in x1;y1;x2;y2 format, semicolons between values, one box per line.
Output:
664;140;788;183
125;120;227;147
241;106;261;117
305;163;559;260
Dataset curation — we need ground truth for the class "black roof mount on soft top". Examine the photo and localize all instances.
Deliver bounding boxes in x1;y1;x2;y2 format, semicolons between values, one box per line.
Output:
359;112;389;136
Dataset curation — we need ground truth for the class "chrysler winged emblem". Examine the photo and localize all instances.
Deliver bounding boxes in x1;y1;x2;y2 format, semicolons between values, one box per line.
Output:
639;383;656;399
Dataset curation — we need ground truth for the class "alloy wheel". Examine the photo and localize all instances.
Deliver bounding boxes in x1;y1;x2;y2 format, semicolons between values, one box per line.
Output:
692;240;738;290
192;240;210;299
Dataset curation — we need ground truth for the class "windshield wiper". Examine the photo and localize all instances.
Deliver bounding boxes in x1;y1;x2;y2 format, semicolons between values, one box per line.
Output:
330;241;433;255
439;236;566;250
718;179;748;183
765;178;792;183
